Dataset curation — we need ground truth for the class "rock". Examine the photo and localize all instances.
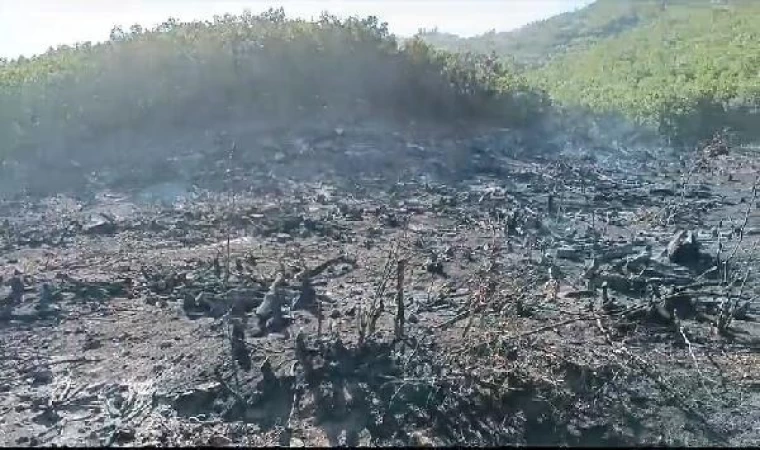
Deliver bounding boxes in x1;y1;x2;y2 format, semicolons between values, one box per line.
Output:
667;230;700;265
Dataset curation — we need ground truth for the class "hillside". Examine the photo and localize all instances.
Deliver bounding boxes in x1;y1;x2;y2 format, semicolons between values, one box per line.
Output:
531;0;760;144
2;4;760;448
418;0;667;68
421;0;760;145
0;9;546;167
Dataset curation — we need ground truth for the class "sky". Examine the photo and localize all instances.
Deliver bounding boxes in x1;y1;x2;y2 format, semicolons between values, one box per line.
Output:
0;0;595;59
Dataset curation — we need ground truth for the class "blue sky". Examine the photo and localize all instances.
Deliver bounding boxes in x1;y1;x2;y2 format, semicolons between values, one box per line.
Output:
0;0;594;59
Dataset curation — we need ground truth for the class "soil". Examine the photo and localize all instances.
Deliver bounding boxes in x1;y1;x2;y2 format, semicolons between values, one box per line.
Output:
0;119;758;447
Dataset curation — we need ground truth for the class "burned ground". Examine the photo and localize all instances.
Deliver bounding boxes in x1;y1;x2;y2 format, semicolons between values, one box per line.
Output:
0;119;759;447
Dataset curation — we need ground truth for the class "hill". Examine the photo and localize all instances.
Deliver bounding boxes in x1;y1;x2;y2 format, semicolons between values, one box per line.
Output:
0;9;547;165
418;0;666;68
531;0;760;144
421;0;760;146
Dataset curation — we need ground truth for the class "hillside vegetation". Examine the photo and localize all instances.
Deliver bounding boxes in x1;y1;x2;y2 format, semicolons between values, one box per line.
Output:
422;0;760;146
418;0;664;68
0;9;547;163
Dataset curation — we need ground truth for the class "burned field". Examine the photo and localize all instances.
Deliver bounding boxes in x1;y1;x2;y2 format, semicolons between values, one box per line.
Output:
0;123;759;447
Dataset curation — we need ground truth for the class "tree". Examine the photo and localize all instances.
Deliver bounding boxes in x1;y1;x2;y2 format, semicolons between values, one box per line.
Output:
110;26;128;41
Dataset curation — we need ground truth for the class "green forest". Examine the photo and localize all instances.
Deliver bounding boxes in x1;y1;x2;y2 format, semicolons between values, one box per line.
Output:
419;0;663;68
421;0;760;146
1;0;758;161
0;9;546;162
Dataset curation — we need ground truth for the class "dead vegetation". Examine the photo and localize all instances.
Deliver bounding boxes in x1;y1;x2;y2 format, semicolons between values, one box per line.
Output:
0;123;759;447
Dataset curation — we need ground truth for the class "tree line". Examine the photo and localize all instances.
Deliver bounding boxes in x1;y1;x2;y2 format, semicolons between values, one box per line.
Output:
0;9;547;162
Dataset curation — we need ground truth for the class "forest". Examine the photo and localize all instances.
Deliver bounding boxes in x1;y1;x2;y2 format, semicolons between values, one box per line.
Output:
0;9;546;162
421;0;760;146
2;0;758;160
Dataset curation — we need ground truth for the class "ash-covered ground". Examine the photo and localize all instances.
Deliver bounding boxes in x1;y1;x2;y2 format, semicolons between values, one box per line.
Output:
0;118;758;447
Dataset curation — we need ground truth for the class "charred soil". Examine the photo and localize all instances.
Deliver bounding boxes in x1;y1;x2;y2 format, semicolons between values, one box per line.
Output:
1;120;759;447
